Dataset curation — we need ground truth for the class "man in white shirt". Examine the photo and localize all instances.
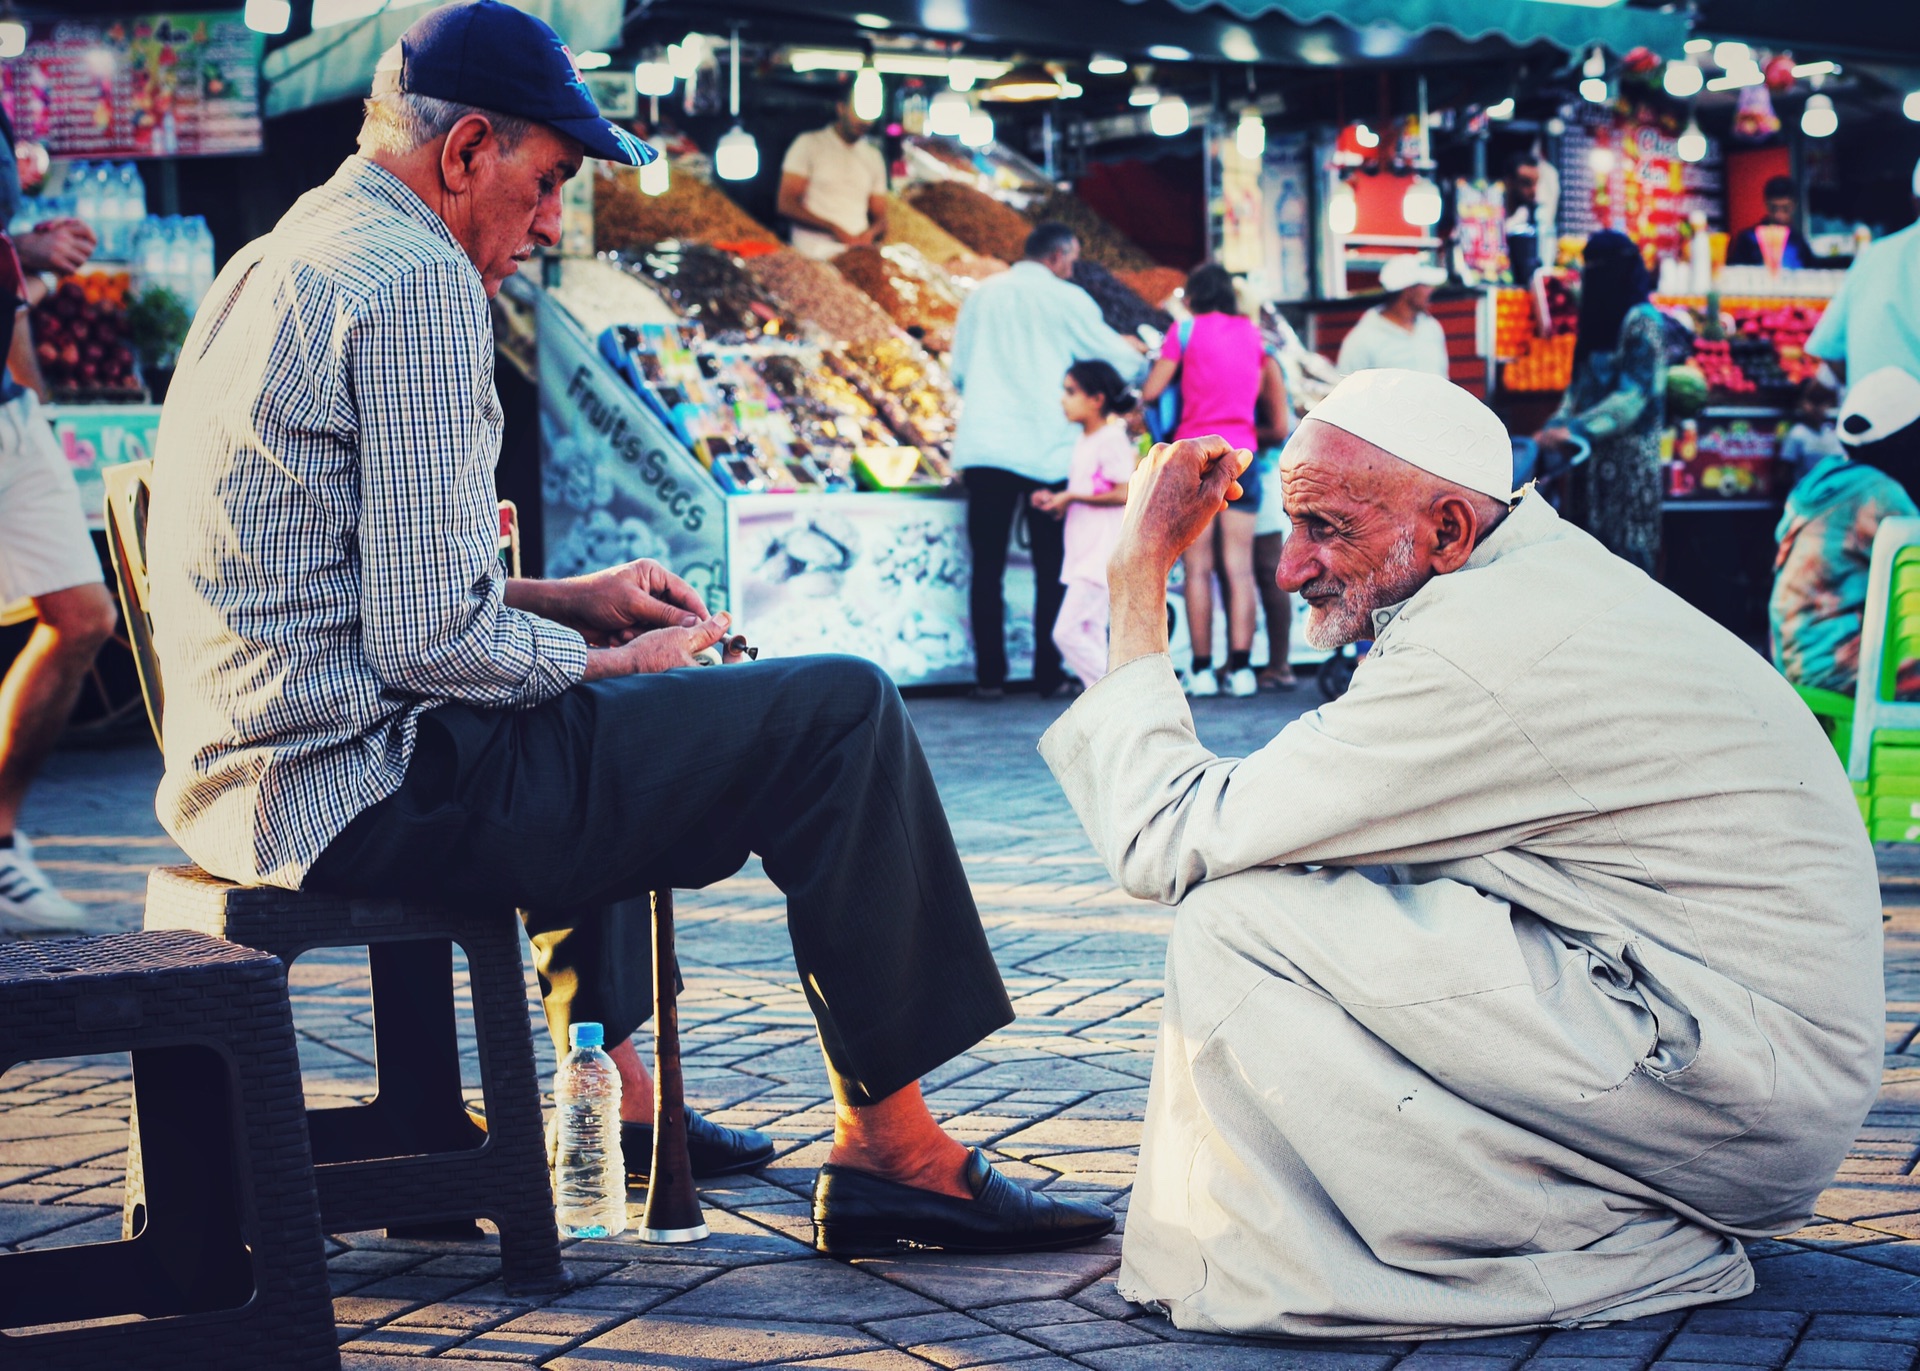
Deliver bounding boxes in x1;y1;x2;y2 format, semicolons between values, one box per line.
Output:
1336;254;1450;377
777;98;889;261
1042;369;1880;1339
948;222;1146;698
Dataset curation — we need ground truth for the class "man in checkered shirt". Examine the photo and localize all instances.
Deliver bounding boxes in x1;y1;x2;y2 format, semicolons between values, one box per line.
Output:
148;0;1111;1259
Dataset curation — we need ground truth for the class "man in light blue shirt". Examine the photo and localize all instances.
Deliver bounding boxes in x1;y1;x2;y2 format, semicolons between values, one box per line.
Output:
950;221;1147;697
1807;158;1920;384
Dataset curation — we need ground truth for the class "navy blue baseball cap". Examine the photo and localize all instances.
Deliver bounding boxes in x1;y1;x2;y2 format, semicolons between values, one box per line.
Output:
398;0;655;166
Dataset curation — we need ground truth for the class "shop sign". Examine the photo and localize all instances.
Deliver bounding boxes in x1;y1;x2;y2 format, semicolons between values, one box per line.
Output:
46;402;160;532
536;289;729;612
1453;180;1511;285
729;494;1034;688
3;13;264;158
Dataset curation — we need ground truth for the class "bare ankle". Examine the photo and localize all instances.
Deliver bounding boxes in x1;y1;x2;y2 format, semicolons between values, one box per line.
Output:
826;1081;971;1198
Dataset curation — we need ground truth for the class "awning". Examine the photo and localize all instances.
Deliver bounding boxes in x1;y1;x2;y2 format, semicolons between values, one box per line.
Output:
263;0;621;117
1122;0;1690;58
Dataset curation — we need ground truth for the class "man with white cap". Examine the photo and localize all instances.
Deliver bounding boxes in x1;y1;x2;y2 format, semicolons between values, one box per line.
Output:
1335;255;1451;377
1808;157;1920;383
1041;368;1881;1338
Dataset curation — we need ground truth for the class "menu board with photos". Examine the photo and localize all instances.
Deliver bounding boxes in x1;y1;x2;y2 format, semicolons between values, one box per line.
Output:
3;13;264;158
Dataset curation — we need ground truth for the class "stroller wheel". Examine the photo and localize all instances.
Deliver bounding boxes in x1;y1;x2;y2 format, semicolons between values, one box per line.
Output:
1317;652;1355;700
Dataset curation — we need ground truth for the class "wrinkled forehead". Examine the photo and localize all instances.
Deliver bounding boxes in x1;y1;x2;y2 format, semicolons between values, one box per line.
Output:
1281;417;1408;484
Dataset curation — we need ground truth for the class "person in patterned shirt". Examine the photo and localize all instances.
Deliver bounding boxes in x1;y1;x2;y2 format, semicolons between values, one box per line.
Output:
1773;366;1920;699
147;0;1110;1259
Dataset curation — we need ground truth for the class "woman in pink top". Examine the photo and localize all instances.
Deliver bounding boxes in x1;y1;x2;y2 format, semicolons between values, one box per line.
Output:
1030;360;1138;688
1140;265;1291;698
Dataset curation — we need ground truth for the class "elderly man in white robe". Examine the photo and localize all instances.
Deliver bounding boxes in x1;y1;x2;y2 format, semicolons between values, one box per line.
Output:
1040;368;1882;1340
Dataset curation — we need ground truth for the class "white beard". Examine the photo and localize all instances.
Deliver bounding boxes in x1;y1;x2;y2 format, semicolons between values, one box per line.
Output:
1302;531;1426;650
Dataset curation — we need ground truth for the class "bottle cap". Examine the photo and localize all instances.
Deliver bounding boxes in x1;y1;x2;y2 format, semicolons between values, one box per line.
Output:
569;1022;604;1050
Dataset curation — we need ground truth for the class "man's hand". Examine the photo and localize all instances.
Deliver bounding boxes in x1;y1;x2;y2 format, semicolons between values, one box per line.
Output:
1030;489;1070;517
1105;437;1250;673
521;560;710;646
17;220;97;275
583;612;733;680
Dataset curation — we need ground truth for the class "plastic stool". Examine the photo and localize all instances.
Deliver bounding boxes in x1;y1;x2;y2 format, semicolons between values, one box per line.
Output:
144;865;570;1295
0;930;337;1370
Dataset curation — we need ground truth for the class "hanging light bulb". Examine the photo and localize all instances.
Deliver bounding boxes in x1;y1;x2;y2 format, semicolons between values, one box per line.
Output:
1907;91;1920;122
1583;47;1607;78
852;63;885;121
1589;146;1618;174
635;54;675;97
1088;54;1128;76
715;124;759;180
244;0;291;35
949;61;978;92
1150;91;1189;137
639;139;671;195
1353;123;1379;148
1329;179;1358;236
715;28;757;181
1235;108;1266;160
928;87;971;137
960;107;995;148
1129;82;1160;107
1676;118;1707;163
668;35;705;80
1580;77;1610;104
1712;41;1751;70
1663;61;1703;98
1402;175;1442;227
1801;93;1838;138
1486;98;1515;121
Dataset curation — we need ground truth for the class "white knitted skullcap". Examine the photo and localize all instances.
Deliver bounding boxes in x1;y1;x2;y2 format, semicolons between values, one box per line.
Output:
1303;368;1514;501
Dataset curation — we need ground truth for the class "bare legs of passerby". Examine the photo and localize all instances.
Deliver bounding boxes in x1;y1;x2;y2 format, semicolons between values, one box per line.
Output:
1254;531;1297;690
1182;510;1260;697
0;582;115;931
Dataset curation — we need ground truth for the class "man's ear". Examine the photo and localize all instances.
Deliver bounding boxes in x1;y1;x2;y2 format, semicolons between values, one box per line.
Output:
439;114;495;194
1428;493;1479;574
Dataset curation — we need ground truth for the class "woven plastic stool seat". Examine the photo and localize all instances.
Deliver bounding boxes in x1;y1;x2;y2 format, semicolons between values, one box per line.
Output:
0;929;337;1370
144;865;568;1294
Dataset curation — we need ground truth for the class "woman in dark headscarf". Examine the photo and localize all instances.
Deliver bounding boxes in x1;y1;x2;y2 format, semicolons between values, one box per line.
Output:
1537;230;1668;573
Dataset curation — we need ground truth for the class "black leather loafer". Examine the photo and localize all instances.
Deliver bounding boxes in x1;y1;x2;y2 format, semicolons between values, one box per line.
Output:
623;1109;775;1185
812;1148;1115;1256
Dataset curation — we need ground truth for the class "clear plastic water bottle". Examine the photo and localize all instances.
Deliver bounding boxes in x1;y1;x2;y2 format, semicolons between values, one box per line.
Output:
552;1022;626;1238
114;164;147;260
187;217;215;305
166;216;194;303
70;162;99;236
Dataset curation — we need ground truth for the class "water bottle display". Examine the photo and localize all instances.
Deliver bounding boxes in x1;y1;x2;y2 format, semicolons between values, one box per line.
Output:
552;1021;627;1238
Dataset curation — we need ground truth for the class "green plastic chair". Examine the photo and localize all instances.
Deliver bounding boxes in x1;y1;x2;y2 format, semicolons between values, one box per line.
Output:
1843;519;1920;842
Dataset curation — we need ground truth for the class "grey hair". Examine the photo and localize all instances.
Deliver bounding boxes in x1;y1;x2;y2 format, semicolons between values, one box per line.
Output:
357;43;535;157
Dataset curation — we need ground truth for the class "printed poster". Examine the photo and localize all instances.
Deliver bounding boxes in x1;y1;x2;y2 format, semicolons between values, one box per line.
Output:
4;13;264;158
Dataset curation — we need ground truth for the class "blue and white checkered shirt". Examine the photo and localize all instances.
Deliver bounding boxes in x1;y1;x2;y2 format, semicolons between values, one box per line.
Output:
149;157;587;888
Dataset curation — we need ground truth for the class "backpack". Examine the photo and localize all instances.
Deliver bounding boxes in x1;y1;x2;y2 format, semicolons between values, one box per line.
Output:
1146;317;1194;443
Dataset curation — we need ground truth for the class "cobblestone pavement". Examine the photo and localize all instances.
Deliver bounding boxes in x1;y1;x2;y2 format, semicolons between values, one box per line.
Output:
7;690;1920;1370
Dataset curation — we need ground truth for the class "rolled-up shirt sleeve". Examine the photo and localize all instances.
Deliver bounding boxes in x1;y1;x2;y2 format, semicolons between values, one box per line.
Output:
350;260;587;706
1038;650;1585;904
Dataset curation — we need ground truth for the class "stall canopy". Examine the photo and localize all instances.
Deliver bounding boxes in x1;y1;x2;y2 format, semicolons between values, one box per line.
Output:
263;0;620;117
1123;0;1689;59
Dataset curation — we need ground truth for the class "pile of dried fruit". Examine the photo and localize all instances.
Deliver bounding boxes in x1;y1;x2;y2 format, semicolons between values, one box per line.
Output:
1072;259;1170;337
594;164;777;253
882;193;973;265
621;241;796;344
747;249;899;346
836;336;960;452
1119;267;1187;310
904;182;1033;263
834;244;967;353
1025;190;1155;271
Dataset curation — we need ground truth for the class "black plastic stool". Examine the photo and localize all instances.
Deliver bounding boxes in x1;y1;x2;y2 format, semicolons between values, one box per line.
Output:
144;865;569;1295
0;929;337;1370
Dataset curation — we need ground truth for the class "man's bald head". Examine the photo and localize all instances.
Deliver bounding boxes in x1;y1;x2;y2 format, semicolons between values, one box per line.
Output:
1277;418;1508;649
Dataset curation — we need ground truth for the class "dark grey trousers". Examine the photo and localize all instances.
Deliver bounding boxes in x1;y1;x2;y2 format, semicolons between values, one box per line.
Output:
305;655;1013;1104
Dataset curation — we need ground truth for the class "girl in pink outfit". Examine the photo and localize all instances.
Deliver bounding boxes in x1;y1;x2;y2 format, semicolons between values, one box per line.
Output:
1031;361;1139;688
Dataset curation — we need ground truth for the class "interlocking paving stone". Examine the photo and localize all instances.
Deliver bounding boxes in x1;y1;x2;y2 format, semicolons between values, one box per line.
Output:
1658;1332;1795;1365
656;1257;942;1323
550;1313;885;1367
1787;1340;1920;1369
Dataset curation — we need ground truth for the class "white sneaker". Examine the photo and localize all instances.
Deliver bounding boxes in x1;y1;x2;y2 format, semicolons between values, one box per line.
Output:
0;838;90;935
1227;667;1259;698
1186;668;1220;698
